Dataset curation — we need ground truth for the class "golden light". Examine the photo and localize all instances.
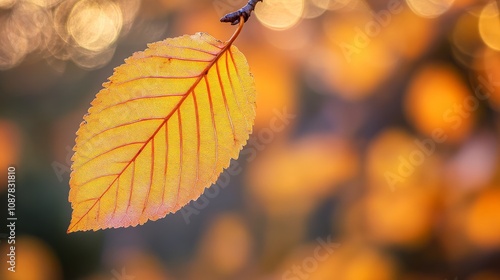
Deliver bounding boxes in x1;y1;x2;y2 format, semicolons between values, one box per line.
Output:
255;0;304;30
340;250;397;280
365;188;437;246
406;0;455;18
312;12;397;100
0;236;62;280
0;120;21;192
194;214;252;277
263;21;313;51
479;1;500;51
70;45;116;69
366;128;442;191
312;0;351;11
0;18;28;69
10;2;51;52
0;0;16;8
116;0;140;35
26;0;62;8
0;2;51;69
451;9;483;67
404;63;475;143
246;135;358;215
112;251;172;280
465;188;500;248
306;245;397;280
384;9;436;60
300;0;328;19
242;44;298;128
67;0;123;52
474;47;500;109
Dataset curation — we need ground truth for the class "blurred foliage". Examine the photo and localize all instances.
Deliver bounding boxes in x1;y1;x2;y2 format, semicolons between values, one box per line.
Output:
1;0;500;279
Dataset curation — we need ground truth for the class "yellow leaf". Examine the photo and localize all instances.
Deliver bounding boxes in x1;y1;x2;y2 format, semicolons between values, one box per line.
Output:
68;23;256;232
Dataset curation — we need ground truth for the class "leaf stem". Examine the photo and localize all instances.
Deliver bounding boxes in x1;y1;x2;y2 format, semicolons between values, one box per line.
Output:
226;15;245;45
220;0;262;25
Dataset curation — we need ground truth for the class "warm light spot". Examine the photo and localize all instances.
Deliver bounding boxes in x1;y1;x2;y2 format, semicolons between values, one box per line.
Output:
67;0;123;51
242;45;297;128
0;120;21;192
366;128;442;191
365;189;436;246
307;246;396;280
111;250;172;280
195;214;252;277
465;188;500;248
26;0;62;8
310;13;397;100
479;1;500;51
451;10;483;66
53;0;76;44
312;0;352;11
263;23;313;51
0;236;62;280
70;45;116;70
0;18;28;69
475;47;500;110
0;0;16;8
406;0;455;18
255;0;304;30
117;0;140;35
0;2;51;69
341;250;396;280
299;0;328;19
9;2;50;52
247;135;358;215
384;9;436;60
404;64;475;143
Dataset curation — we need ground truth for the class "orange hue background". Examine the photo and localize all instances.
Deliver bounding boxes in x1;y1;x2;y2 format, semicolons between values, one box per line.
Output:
1;0;500;279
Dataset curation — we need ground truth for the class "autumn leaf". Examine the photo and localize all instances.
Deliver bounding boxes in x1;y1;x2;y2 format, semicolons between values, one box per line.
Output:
68;21;256;233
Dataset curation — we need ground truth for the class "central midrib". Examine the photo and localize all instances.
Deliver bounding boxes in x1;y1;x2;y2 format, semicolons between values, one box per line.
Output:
68;38;236;232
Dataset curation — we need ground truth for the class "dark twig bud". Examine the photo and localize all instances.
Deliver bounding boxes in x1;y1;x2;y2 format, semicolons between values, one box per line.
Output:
220;0;263;25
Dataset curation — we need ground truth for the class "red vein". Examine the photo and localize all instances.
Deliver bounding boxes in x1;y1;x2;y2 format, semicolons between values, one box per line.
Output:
75;197;98;204
121;161;136;224
229;49;252;106
110;177;120;222
78;118;164;149
95;94;187;115
141;54;213;62
192;90;201;193
167;44;218;56
78;173;119;189
115;74;201;87
141;138;155;216
76;142;144;169
96;200;101;222
153;122;168;217
225;51;249;128
69;18;246;232
203;38;224;50
205;75;219;181
174;110;183;209
216;60;236;141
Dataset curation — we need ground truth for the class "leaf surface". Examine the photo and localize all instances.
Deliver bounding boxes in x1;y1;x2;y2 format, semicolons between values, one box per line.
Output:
68;31;256;232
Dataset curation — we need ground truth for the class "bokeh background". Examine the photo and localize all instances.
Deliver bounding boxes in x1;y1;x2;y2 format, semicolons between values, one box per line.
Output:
1;0;500;279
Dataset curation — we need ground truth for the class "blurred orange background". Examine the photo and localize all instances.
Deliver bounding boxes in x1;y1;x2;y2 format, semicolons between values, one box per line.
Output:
1;0;500;279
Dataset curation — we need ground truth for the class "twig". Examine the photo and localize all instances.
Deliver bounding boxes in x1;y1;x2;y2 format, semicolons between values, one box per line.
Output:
220;0;262;25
